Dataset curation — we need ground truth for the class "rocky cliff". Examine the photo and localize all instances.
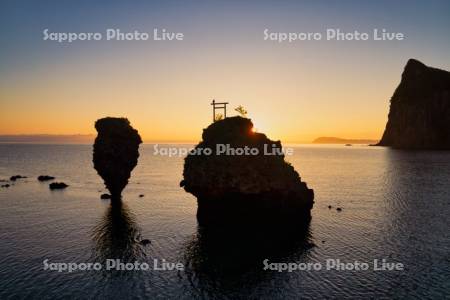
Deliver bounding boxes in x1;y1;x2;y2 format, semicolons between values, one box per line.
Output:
93;117;142;199
377;59;450;149
181;116;314;227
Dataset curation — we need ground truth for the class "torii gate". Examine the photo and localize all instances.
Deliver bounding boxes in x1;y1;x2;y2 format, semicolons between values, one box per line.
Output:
211;99;229;122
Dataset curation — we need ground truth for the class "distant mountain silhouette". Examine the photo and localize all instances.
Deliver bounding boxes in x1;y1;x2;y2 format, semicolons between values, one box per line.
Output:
377;59;450;149
313;137;377;144
0;134;94;143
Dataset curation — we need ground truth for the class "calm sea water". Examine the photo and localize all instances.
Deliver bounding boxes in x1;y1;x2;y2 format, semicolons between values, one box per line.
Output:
0;144;449;299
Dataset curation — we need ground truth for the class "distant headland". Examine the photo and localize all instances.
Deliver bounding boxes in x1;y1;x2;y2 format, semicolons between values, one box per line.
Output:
312;137;378;145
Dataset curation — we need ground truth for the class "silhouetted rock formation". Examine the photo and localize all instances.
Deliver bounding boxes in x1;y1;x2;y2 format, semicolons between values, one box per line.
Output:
377;59;450;149
93;117;142;199
181;116;314;227
100;193;112;199
38;175;55;181
49;182;68;190
10;175;27;181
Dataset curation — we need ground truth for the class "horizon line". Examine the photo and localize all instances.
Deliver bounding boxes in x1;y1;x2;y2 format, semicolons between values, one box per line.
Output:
0;134;380;145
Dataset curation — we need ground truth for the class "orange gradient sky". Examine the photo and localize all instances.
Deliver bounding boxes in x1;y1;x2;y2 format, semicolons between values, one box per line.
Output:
1;1;449;143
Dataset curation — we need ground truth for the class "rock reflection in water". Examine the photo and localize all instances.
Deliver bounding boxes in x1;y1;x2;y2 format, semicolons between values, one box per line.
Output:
91;201;145;264
183;222;313;298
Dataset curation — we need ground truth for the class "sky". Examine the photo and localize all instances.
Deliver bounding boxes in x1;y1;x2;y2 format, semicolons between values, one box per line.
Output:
1;0;449;143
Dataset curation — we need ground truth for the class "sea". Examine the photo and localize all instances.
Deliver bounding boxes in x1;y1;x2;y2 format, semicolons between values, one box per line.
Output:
0;144;449;299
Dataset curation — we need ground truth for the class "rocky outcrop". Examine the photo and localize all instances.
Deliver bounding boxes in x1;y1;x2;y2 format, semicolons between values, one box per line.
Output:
100;193;112;200
93;117;142;199
38;175;55;181
377;59;450;149
181;116;314;227
49;182;68;190
10;175;27;181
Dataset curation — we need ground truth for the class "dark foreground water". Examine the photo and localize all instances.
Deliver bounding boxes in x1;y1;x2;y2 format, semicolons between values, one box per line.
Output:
0;144;449;299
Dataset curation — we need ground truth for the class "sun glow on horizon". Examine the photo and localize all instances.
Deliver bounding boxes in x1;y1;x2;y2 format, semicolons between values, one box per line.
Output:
1;1;449;143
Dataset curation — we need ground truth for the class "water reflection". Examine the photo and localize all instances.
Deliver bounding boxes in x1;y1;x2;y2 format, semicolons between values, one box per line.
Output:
381;148;450;255
382;148;450;218
91;201;145;263
183;222;313;298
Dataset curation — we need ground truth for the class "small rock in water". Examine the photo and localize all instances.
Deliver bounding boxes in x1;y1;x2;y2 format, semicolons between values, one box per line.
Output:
336;207;342;212
1;184;10;188
49;182;68;190
100;193;112;199
304;241;316;249
139;194;144;198
10;175;27;181
328;205;332;209
38;175;55;181
139;239;151;246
